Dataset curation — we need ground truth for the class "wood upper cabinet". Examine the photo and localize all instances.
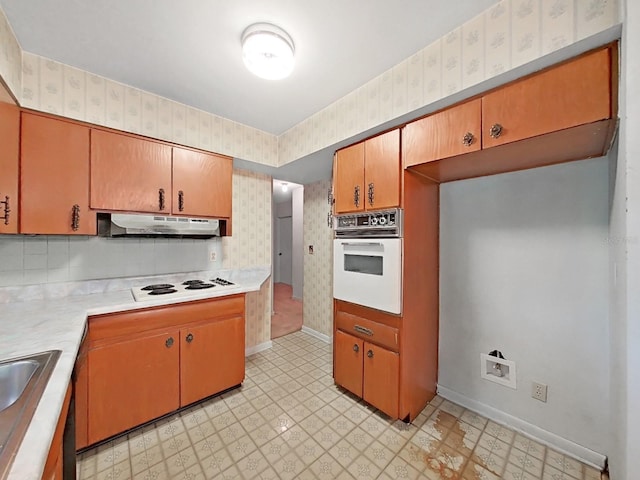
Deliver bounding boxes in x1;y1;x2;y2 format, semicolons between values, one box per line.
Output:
363;342;399;419
334;129;400;213
172;147;232;218
90;129;172;213
0;102;19;234
334;142;364;213
87;329;180;445
180;316;244;406
334;330;364;396
482;47;613;148
403;99;481;168
21;113;96;234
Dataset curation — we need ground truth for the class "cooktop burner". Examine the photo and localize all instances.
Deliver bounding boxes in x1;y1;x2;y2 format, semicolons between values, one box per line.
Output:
147;288;178;295
131;277;238;302
184;283;215;290
141;283;175;290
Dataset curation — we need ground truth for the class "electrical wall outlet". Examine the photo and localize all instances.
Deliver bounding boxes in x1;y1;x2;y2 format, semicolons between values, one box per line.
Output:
531;382;548;402
209;251;217;262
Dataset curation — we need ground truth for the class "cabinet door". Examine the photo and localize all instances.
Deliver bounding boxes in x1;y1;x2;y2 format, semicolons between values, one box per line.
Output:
90;129;172;213
482;48;612;148
180;317;245;406
363;342;399;418
0;102;19;234
172;147;232;218
334;330;364;397
334;142;365;214
403;99;481;168
87;330;180;445
21;113;95;234
364;130;400;211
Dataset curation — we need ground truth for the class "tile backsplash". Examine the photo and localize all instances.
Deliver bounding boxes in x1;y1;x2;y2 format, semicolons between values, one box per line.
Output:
0;234;222;287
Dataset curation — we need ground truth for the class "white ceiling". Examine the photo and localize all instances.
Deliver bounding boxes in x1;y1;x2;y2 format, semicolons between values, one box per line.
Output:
0;0;498;135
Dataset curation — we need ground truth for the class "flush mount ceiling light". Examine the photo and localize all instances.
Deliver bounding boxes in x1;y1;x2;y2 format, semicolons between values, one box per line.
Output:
281;182;289;192
242;23;295;80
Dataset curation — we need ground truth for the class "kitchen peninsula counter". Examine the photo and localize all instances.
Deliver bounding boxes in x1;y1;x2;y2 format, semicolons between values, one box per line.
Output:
0;266;270;480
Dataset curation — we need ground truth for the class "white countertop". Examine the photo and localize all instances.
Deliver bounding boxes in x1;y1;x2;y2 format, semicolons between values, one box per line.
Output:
0;267;270;480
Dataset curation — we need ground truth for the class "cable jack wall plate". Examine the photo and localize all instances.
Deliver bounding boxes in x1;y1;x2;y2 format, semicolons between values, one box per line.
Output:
481;353;517;389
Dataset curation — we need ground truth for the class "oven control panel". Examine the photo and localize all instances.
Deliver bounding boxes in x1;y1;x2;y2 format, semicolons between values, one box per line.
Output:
334;208;402;237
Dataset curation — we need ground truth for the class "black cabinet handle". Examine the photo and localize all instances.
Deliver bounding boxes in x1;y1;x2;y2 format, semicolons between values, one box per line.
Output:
71;204;80;231
165;337;174;348
186;333;194;343
1;196;10;225
353;344;359;353
367;350;374;358
178;190;184;212
159;188;166;211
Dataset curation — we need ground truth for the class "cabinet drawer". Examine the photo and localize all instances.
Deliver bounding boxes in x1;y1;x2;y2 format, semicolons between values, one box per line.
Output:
89;295;245;344
335;311;399;353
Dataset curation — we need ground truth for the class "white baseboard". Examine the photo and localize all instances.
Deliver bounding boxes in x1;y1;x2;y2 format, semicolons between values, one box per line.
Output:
245;341;272;356
437;385;606;470
301;326;333;344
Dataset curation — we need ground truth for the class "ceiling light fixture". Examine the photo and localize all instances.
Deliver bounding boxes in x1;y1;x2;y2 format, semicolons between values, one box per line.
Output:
242;23;295;80
281;183;289;193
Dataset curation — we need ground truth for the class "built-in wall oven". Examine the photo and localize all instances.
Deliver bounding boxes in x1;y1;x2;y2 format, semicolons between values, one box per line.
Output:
333;209;402;314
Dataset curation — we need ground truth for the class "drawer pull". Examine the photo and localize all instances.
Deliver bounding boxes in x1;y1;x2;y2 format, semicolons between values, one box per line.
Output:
353;344;359;353
354;325;374;336
367;350;374;358
1;195;10;225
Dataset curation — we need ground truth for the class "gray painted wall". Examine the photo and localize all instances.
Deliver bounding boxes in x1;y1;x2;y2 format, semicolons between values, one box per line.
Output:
439;157;610;455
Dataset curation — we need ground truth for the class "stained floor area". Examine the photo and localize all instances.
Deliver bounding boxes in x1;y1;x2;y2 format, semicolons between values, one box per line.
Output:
77;331;602;480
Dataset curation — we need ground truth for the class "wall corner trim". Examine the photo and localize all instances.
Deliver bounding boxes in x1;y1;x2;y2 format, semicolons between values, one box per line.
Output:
245;341;273;357
301;326;333;344
436;385;607;470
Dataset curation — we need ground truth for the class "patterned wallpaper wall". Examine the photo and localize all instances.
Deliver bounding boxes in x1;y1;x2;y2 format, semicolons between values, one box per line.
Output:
278;0;619;165
20;52;278;167
222;169;273;348
0;7;20;99
302;180;334;337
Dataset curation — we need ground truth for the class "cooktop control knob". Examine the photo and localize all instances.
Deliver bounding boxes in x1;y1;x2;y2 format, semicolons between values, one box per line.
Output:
378;216;387;225
370;216;378;225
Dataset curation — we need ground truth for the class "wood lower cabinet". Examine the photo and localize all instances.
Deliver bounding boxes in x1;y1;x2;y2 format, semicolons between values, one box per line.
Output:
334;330;400;419
76;295;246;449
180;316;244;406
334;330;364;396
41;383;72;480
90;129;172;213
363;342;399;419
0;102;19;234
87;329;181;445
172;147;232;218
334;129;400;214
21;112;95;234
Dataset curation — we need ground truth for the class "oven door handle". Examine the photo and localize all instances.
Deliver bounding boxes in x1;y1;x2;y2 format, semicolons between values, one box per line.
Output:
340;242;382;247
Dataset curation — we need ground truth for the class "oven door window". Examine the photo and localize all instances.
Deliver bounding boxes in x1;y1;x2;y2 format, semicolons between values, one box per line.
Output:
344;254;383;276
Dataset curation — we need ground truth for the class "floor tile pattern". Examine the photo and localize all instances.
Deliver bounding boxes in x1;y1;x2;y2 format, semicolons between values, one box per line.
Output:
271;283;303;340
77;331;602;479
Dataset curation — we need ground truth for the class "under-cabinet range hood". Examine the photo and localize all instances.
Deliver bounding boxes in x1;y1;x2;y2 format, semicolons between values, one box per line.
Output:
97;213;220;239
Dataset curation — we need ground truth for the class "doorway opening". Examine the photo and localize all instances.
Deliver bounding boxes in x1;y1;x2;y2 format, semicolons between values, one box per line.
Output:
272;179;304;339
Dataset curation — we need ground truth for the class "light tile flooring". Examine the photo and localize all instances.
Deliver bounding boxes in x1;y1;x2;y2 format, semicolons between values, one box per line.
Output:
77;332;602;480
